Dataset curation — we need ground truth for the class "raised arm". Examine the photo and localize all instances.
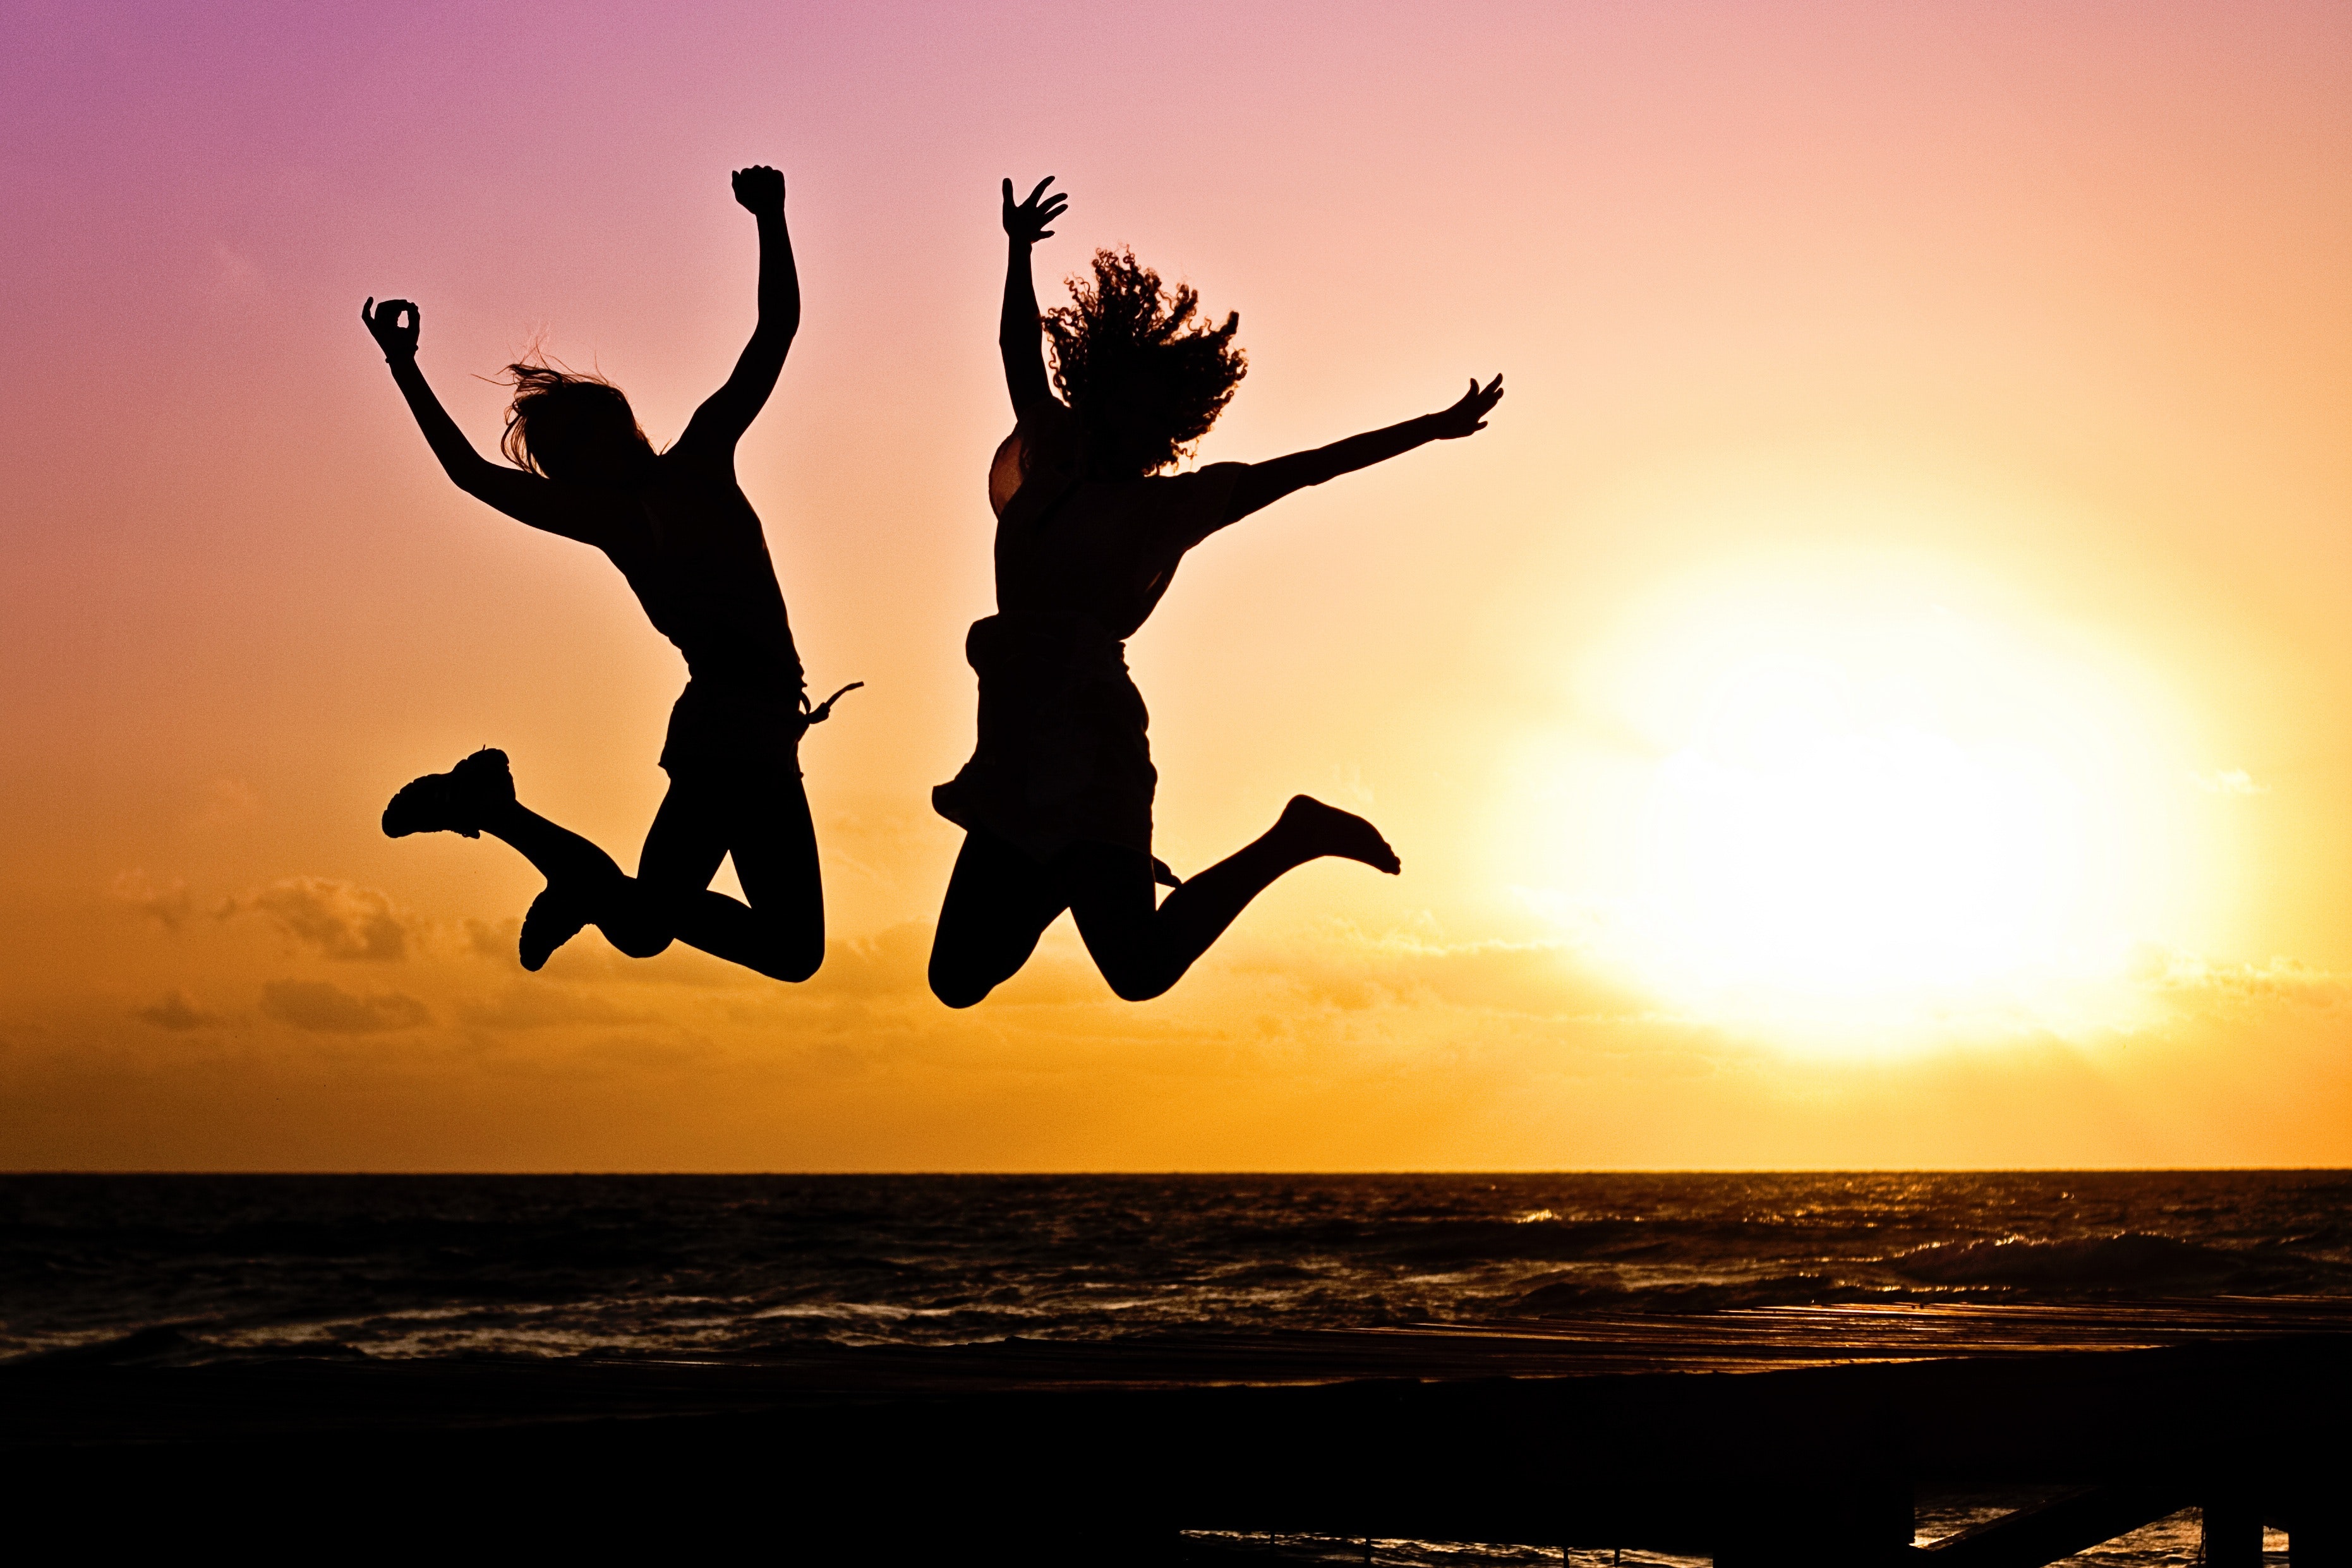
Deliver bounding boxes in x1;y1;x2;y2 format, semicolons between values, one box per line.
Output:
360;297;575;531
1222;375;1505;525
999;176;1068;413
677;165;800;456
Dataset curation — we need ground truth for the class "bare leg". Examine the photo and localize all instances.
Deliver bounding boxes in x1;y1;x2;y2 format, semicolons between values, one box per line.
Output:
1068;795;1398;1003
476;800;627;888
389;747;829;980
468;799;686;970
382;748;689;971
492;765;824;980
927;829;1071;1008
635;764;825;982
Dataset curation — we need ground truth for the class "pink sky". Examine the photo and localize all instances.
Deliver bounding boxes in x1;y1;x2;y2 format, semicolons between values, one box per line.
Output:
3;1;2347;1169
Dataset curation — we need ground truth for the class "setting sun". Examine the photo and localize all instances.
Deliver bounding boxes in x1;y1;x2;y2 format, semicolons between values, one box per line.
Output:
1565;557;2195;1044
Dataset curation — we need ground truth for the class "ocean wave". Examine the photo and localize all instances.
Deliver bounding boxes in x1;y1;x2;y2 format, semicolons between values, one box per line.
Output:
5;1172;2349;1363
1511;1272;1856;1315
1893;1233;2258;1293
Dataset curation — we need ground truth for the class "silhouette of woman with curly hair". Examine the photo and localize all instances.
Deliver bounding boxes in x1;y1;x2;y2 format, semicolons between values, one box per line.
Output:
928;177;1503;1007
360;166;853;981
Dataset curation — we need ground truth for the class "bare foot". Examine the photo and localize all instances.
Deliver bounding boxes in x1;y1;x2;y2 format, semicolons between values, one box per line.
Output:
1276;795;1401;874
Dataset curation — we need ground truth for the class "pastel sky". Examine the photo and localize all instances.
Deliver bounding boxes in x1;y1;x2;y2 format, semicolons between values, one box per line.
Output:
3;1;2346;1169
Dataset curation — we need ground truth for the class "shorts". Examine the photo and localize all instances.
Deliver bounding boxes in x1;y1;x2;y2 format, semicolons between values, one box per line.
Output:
659;680;807;780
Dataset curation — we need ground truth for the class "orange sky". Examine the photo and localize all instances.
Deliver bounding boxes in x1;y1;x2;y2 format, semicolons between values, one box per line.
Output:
3;1;2347;1169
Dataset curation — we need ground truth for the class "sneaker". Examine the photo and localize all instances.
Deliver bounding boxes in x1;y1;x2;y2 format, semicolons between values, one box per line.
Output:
518;883;591;972
381;748;516;840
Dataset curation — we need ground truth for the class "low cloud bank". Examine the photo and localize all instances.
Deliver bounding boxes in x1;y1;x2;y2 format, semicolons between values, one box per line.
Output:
261;979;430;1034
231;878;420;963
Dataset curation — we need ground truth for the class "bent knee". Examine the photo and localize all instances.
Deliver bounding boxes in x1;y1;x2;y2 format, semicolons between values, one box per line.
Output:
1101;965;1178;1004
754;939;824;985
927;962;994;1010
601;923;673;960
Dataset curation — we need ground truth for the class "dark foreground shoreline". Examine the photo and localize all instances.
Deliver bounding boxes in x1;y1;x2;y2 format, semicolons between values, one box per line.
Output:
10;1300;2348;1564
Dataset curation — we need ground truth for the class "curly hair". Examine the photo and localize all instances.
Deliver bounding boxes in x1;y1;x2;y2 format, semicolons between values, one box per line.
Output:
498;363;654;480
1044;249;1246;479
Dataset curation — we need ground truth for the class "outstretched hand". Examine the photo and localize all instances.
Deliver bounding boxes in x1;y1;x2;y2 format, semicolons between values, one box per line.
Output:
732;164;785;215
1002;176;1068;246
361;297;420;361
1428;375;1505;439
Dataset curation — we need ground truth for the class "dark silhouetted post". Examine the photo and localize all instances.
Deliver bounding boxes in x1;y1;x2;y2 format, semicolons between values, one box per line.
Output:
2202;1492;2264;1568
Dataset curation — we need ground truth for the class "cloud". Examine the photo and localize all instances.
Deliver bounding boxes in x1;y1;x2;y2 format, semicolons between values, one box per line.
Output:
2137;950;2350;1013
802;923;934;999
260;980;430;1034
1226;928;1660;1021
133;991;221;1030
455;985;654;1030
464;917;523;966
113;871;193;932
682;919;1671;1034
535;933;761;989
2192;769;2269;795
228;877;419;962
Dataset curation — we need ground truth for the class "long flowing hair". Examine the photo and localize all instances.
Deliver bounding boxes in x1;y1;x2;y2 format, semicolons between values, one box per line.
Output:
498;363;653;479
1044;249;1246;479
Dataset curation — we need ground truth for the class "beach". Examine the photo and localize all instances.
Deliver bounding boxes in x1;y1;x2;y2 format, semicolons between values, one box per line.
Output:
6;1171;2345;1562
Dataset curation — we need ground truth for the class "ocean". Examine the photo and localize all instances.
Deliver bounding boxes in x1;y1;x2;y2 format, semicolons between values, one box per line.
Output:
6;1169;2344;1564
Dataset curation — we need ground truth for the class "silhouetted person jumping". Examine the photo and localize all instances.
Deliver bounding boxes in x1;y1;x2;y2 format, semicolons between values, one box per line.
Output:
928;178;1502;1007
360;166;852;981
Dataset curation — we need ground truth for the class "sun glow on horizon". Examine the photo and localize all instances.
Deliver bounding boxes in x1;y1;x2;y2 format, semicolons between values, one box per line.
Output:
1639;657;2089;996
1536;554;2198;1050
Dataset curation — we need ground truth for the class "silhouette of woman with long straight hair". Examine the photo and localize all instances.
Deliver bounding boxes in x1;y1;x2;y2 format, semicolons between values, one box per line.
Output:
359;166;852;980
928;178;1502;1007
